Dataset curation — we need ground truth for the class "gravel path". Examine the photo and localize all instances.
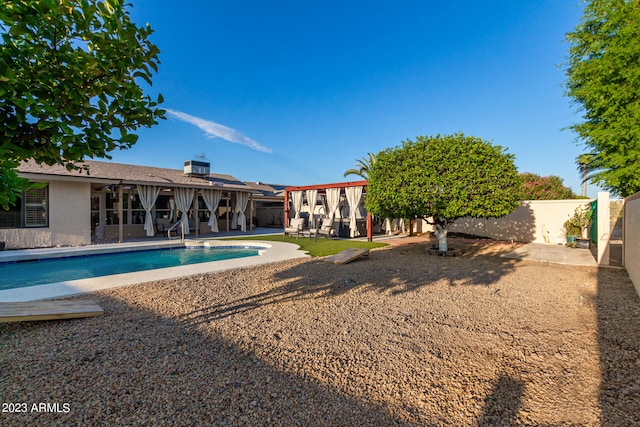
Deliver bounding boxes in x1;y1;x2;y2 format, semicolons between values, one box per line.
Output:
1;238;639;426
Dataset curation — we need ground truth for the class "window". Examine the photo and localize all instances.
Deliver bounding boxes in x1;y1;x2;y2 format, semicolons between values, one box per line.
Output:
0;185;49;228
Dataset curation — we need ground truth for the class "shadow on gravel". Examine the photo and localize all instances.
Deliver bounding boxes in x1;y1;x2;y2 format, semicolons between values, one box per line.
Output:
180;242;520;323
0;295;410;426
595;267;640;426
476;375;524;426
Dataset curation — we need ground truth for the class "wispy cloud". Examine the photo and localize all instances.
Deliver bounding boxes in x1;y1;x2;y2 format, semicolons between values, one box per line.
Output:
166;109;272;153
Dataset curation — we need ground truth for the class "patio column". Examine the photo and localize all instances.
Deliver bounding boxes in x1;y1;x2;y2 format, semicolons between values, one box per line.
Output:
249;193;254;234
226;194;230;232
118;184;124;243
284;189;289;228
194;193;199;238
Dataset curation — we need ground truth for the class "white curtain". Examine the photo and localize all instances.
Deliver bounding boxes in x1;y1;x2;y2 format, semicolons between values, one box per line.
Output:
174;188;195;235
201;189;222;232
291;191;303;219
168;197;176;222
137;185;161;237
345;186;364;237
305;189;318;228
326;188;341;222
235;192;250;232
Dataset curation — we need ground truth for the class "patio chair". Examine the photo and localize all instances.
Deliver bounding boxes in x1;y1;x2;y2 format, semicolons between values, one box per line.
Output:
310;217;335;240
284;217;306;238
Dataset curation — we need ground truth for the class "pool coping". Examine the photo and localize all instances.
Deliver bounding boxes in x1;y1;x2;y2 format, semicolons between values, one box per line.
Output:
0;239;309;302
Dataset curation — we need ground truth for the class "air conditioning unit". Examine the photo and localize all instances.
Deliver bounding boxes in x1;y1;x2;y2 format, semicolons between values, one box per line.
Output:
184;160;210;177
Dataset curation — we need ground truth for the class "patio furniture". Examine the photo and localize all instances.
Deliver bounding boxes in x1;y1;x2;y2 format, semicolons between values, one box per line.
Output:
310;217;335;240
284;217;306;238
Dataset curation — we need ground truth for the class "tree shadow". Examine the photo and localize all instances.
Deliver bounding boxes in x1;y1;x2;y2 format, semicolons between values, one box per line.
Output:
0;295;411;426
596;267;640;426
450;202;537;243
179;242;520;326
476;375;525;427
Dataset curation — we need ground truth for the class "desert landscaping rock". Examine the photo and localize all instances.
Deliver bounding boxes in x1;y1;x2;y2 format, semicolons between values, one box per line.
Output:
1;238;639;426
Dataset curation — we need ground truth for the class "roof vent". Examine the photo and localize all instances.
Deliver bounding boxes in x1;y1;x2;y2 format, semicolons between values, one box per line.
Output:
184;160;210;177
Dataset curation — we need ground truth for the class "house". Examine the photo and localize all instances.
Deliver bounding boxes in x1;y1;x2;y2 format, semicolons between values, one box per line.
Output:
0;159;279;249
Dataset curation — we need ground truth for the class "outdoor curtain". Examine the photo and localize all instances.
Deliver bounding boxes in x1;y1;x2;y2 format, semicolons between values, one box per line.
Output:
325;188;341;222
345;186;364;237
291;191;303;219
137;185;161;237
305;189;318;228
201;189;222;232
235;192;250;232
174;188;195;235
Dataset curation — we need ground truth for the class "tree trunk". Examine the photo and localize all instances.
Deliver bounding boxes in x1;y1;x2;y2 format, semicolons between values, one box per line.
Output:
435;224;448;252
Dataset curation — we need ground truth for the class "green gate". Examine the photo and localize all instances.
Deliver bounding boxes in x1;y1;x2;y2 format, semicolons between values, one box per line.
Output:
589;199;597;244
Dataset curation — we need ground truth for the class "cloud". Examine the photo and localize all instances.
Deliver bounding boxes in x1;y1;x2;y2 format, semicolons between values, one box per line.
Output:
166;109;272;153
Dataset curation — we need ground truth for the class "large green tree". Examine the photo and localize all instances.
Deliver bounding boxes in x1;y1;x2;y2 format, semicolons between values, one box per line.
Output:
0;0;164;209
366;133;521;251
519;172;579;200
565;0;640;197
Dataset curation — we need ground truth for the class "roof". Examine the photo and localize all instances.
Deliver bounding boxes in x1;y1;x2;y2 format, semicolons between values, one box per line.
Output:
17;159;256;192
242;181;287;198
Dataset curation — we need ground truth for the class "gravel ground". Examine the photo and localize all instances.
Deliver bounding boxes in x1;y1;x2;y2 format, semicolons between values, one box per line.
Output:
1;238;639;426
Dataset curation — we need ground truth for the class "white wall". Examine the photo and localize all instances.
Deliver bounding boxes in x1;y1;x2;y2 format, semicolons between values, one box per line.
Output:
0;180;91;249
624;192;640;297
414;199;594;244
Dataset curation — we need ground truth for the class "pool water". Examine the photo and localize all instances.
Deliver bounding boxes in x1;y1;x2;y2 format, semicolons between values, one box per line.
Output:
0;247;260;290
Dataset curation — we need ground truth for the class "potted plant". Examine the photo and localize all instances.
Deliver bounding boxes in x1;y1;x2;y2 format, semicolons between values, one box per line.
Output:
564;205;592;248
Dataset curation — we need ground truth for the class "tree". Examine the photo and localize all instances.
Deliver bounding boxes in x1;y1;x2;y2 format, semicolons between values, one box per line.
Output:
0;0;164;209
565;0;640;197
366;133;521;251
343;152;376;179
519;172;579;200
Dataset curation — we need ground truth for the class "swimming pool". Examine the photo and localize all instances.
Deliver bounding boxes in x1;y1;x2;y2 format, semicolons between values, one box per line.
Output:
0;246;260;291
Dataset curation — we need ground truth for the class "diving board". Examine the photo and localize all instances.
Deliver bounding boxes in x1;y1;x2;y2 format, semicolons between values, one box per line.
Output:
324;248;370;264
0;300;104;323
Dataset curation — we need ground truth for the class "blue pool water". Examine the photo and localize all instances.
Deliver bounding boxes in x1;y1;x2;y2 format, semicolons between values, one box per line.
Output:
0;247;260;291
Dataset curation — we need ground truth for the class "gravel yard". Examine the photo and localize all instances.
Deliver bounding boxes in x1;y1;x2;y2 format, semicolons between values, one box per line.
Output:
1;238;639;426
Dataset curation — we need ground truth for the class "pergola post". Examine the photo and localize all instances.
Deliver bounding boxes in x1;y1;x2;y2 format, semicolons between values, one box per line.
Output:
194;194;199;238
283;189;289;229
118;184;124;243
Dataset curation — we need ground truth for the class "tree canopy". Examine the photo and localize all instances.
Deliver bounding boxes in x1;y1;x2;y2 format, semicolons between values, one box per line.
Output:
519;172;579;200
0;0;164;209
366;133;521;232
565;0;640;197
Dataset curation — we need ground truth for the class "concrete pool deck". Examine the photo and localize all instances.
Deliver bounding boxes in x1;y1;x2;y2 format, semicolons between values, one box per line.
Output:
0;239;309;302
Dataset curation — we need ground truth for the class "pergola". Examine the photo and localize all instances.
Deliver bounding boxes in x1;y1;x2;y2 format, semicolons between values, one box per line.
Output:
284;180;373;241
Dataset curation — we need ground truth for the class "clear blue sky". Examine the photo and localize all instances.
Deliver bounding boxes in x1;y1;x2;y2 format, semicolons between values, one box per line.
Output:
106;0;599;196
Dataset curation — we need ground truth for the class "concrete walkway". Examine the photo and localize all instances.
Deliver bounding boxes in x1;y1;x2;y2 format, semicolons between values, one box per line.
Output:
502;243;598;267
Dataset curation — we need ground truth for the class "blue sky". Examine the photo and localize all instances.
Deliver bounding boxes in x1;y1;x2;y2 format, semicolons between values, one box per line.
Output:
107;0;598;196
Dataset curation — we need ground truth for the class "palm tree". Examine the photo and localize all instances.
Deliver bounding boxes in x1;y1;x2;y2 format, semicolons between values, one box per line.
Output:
344;152;376;179
576;152;599;197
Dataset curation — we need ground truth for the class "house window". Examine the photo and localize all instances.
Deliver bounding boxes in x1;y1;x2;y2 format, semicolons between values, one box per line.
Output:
0;185;49;228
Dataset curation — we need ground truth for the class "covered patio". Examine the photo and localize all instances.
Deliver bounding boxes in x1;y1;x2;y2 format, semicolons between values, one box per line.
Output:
284;180;374;241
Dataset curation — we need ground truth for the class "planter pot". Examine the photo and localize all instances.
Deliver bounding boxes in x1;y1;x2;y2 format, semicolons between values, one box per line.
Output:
566;235;577;244
575;238;590;249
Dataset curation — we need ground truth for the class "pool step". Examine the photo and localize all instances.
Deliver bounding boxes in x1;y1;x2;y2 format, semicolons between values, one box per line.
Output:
0;300;104;323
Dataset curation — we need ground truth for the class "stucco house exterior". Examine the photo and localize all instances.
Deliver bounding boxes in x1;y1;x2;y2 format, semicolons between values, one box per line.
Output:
0;159;280;249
